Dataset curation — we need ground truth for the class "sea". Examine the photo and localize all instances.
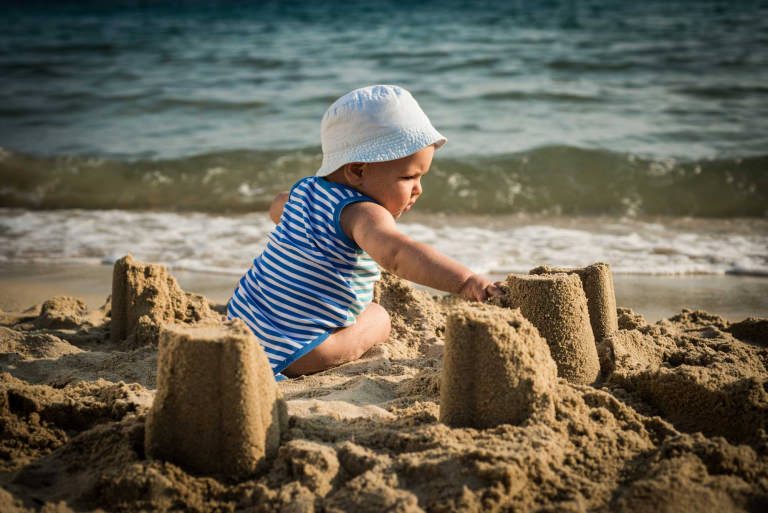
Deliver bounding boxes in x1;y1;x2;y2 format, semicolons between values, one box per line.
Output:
1;0;767;283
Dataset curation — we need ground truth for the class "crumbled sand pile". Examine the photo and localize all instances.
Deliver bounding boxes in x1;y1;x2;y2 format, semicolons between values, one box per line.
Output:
492;273;601;385
372;271;445;359
600;309;768;448
0;373;151;473
530;262;619;342
35;297;88;330
2;265;768;512
617;306;648;330
146;321;287;477
440;303;557;428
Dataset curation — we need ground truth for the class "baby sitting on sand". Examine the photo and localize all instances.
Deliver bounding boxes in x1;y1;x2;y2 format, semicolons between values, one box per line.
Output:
228;85;502;380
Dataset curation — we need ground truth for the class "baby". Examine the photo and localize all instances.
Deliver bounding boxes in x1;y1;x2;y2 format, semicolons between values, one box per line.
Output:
228;84;501;380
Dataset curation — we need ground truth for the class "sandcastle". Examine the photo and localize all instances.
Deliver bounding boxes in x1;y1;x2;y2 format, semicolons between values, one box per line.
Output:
530;262;618;342
439;303;557;428
145;320;287;478
111;254;215;347
494;272;601;385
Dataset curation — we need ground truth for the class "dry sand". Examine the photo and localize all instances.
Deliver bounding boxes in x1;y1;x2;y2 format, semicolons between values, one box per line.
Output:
1;264;767;512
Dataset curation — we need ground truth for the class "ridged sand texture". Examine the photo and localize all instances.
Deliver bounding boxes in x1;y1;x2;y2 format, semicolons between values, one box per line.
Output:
145;320;287;478
498;273;600;385
439;303;558;428
530;262;619;343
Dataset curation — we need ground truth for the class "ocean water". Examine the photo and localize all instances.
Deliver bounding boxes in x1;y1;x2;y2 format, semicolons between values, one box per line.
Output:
1;0;767;277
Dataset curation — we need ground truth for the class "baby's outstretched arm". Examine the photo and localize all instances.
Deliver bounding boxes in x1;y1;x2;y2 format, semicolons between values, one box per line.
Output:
269;191;290;224
342;202;502;301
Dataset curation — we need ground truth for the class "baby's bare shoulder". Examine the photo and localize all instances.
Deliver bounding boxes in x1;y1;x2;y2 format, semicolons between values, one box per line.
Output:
342;199;386;217
339;201;396;241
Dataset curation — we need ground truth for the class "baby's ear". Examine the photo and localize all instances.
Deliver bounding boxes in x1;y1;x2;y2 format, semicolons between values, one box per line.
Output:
345;162;366;184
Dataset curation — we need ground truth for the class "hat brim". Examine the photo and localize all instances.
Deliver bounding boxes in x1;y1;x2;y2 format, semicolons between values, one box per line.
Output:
316;127;447;177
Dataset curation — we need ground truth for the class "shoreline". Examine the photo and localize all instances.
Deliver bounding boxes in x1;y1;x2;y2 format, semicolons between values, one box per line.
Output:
2;262;766;322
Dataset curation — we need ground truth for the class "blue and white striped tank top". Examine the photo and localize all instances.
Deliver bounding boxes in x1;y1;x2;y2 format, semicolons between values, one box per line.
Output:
227;176;381;380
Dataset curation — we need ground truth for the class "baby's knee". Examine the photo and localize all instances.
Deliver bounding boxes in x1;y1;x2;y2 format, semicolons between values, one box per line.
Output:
369;302;391;341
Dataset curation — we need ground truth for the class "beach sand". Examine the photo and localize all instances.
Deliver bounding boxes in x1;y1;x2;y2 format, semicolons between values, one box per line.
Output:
1;260;767;512
2;262;768;322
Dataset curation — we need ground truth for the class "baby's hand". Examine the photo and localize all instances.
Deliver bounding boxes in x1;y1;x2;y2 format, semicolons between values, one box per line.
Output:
458;274;504;302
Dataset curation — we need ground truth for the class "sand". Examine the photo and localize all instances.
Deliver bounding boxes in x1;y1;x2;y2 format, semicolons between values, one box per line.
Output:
439;304;557;428
111;254;221;349
1;262;767;512
491;273;601;385
3;262;768;322
530;262;619;343
145;321;287;478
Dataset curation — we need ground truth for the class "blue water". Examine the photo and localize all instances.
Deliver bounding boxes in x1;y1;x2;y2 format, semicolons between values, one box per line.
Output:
2;0;767;161
1;1;767;278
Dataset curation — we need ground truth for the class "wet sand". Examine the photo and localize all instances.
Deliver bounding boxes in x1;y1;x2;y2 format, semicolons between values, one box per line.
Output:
2;262;766;322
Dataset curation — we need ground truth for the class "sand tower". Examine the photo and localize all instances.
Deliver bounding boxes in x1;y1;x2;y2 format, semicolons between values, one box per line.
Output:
440;304;557;428
530;262;618;342
495;273;600;385
145;320;287;477
111;254;186;344
111;254;215;347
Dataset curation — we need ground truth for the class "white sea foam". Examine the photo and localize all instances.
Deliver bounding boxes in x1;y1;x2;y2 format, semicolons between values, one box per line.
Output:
1;209;766;277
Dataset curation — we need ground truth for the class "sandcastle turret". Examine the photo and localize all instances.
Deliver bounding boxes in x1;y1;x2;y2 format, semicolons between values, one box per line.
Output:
440;304;557;428
145;320;287;478
494;273;600;385
530;262;618;342
111;254;215;347
111;254;186;344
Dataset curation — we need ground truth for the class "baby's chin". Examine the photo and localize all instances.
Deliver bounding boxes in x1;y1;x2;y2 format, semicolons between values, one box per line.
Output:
389;203;415;220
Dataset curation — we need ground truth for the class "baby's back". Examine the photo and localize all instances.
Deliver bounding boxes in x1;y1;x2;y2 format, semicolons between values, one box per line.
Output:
227;176;380;376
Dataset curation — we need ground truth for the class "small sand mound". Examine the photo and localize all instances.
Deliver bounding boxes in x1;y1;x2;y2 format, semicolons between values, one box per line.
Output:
597;329;675;375
373;271;445;359
440;303;557;428
34;296;88;330
271;439;340;497
0;327;83;360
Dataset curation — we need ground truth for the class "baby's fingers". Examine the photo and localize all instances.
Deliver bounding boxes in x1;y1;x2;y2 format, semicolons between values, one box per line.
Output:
484;282;503;299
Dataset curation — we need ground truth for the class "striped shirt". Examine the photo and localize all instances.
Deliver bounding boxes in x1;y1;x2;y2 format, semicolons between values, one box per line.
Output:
228;176;381;380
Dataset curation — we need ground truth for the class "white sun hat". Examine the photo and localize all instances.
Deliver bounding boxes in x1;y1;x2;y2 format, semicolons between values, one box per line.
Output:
315;84;447;177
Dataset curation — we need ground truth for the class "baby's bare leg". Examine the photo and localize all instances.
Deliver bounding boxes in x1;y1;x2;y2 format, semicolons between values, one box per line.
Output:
282;302;391;377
